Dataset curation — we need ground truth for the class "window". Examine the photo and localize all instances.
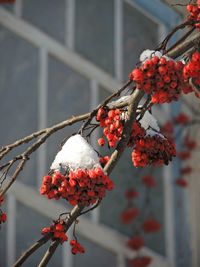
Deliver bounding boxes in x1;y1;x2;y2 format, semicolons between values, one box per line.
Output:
0;1;182;266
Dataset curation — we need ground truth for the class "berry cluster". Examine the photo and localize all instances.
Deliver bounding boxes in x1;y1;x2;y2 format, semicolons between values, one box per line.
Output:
128;122;146;147
125;188;139;200
142;218;161;233
128;256;152;267
127;236;144;251
96;107;123;147
187;2;200;30
120;207;140;224
174;112;190;125
70;239;85;255
130;56;190;104
176;134;196;188
99;155;110;167
121;182;158;267
131;134;176;167
184;135;196;150
42;221;68;244
40;168;114;206
0;212;7;225
142;175;156;188
183;52;200;95
0;195;6;225
176;178;188;188
180;166;192;175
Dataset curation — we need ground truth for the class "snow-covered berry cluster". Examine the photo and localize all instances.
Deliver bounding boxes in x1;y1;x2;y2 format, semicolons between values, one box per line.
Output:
187;1;200;30
40;135;114;206
40;168;114;206
96;107;123;147
42;221;68;243
130;54;192;103
131;132;176;167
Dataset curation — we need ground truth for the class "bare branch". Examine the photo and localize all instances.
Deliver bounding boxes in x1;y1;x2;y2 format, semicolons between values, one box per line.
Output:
13;234;52;267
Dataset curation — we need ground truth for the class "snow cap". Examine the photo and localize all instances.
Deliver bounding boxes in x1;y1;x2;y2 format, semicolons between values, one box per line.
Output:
146;129;164;138
51;134;100;171
139;110;160;131
140;50;162;62
140;49;171;62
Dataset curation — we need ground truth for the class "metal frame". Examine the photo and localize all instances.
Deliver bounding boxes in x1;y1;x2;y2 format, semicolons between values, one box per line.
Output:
0;1;181;266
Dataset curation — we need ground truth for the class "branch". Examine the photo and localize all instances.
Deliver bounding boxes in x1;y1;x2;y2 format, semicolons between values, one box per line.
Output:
38;205;84;267
0;92;133;197
167;31;200;58
13;234;52;267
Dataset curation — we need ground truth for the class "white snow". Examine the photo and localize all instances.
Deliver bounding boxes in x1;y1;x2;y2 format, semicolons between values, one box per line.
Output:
146;129;164;138
139;110;160;131
50;134;100;171
140;50;162;62
140;49;172;62
109;95;131;105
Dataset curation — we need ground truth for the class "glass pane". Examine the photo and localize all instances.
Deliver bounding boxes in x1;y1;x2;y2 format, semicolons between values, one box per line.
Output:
22;0;66;43
74;235;117;267
15;201;62;267
0;26;38;187
123;3;158;80
99;87;111;102
47;56;90;171
75;0;114;75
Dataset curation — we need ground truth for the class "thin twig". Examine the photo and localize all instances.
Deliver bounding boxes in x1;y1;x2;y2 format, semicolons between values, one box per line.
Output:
80;199;102;215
